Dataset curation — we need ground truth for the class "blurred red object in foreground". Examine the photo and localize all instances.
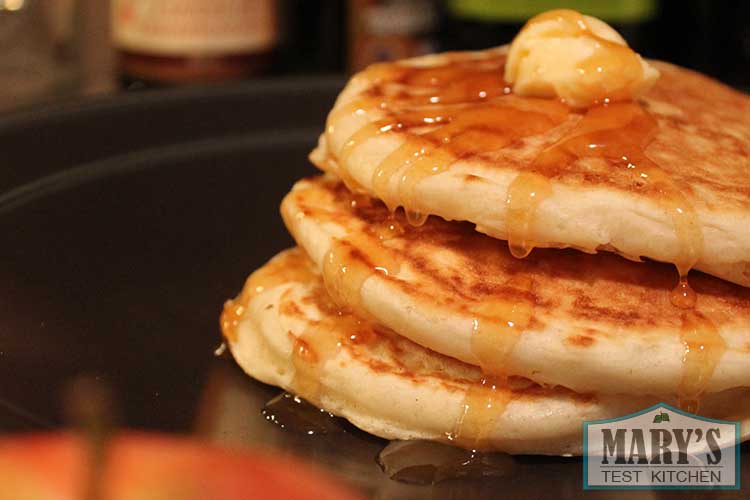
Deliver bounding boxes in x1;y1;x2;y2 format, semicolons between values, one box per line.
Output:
0;432;363;500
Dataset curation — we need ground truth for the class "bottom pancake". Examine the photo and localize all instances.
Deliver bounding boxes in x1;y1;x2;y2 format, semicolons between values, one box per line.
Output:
222;248;750;455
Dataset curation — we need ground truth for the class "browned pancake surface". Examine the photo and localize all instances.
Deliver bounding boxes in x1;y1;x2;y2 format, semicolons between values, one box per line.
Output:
315;48;750;286
290;177;750;337
323;51;750;211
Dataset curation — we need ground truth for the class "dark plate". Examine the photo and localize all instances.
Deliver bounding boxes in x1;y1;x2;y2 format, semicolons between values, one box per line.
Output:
0;80;746;499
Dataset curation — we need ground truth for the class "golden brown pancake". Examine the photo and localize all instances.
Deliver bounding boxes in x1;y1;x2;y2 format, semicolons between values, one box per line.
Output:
223;248;750;454
311;45;750;286
281;175;750;404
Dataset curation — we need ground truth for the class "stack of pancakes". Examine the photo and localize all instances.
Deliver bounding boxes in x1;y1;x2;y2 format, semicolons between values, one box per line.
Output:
221;44;750;455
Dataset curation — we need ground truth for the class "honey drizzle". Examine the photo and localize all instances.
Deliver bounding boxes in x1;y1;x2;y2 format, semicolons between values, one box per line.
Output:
326;56;562;445
290;236;395;401
321;236;401;320
671;277;697;310
339;121;390;163
508;99;712;412
289;302;376;403
220;249;315;343
289;318;341;403
527;102;704;292
505;173;553;258
372;137;440;214
326;97;386;193
332;15;692;273
450;376;511;450
373;214;406;241
219;248;379;404
369;101;568;222
450;274;535;446
323;43;717;428
330;53;570;228
676;311;727;413
527;103;714;411
469;275;535;374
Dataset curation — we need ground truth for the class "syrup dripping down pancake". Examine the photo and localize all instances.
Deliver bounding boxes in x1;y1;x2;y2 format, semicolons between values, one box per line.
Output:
281;175;750;402
222;248;750;455
311;45;750;287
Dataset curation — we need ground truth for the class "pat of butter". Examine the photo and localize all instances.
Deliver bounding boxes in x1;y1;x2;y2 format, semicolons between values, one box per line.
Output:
505;9;659;108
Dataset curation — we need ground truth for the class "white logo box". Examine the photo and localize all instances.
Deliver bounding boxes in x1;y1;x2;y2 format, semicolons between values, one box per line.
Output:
584;403;740;490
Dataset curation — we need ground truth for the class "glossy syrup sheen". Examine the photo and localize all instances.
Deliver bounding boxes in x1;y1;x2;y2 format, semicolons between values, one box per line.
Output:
327;54;570;228
288;296;375;403
377;439;515;484
469;274;535;374
453;278;534;449
284;246;385;402
527;101;704;278
312;205;534;447
282;182;525;445
524;103;718;413
219;249;379;405
677;311;727;413
290;235;401;402
291;319;381;404
307;40;721;438
326;51;714;409
449;376;512;451
527;101;715;411
327;58;563;438
237;239;535;450
220;249;316;343
327;49;703;284
322;236;401;320
281;186;527;442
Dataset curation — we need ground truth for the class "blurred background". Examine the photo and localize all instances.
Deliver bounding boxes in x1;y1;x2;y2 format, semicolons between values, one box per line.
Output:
0;0;748;111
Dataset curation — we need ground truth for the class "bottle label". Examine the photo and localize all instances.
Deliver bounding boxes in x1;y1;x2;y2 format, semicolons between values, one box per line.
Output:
112;0;277;57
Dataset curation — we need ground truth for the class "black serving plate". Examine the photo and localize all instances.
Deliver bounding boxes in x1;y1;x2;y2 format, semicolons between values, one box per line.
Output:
0;80;746;499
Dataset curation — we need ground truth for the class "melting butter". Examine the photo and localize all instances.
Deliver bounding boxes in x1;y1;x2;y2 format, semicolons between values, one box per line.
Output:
505;9;659;108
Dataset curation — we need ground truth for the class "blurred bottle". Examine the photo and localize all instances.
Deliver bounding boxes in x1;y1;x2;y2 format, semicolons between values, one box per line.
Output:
111;0;279;87
0;0;79;110
45;0;78;62
349;0;438;72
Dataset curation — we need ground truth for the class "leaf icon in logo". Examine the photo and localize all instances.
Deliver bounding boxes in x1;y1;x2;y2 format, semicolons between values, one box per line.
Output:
653;412;670;423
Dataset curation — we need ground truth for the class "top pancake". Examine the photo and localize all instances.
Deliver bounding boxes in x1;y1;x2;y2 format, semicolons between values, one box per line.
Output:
311;45;750;286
